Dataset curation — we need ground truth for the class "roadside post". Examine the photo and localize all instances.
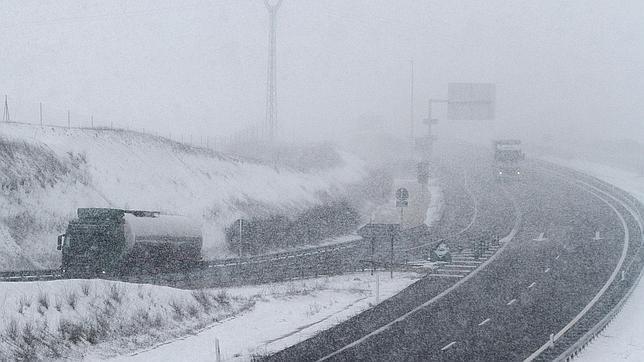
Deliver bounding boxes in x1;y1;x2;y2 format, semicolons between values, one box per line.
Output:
358;223;400;279
237;219;244;276
238;219;243;259
215;338;221;362
394;188;409;279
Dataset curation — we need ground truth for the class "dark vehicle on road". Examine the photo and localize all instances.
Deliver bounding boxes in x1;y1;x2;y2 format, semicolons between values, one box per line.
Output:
57;208;202;277
493;139;525;179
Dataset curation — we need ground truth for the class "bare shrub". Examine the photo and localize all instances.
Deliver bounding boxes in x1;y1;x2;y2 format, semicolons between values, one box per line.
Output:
66;292;77;310
5;319;19;342
214;290;230;305
21;322;39;349
18;296;30;314
80;282;91;296
169;299;185;320
187;303;200;318
192;290;213;312
37;292;49;310
152;313;164;329
54;297;63;312
58;319;85;344
107;284;123;304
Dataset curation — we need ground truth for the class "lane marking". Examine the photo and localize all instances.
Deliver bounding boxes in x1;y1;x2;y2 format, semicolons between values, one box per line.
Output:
592;230;604;241
544;268;550;273
533;232;548;241
555;254;560;260
528;282;536;289
478;318;491;326
441;341;456;351
507;299;517;306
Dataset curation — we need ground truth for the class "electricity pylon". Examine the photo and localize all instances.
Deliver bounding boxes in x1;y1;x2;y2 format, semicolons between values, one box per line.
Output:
264;0;283;143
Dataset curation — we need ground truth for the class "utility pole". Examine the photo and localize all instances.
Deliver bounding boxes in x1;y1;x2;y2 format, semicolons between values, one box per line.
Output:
264;0;283;144
238;219;243;258
3;95;11;122
67;110;71;129
410;60;414;150
40;103;43;126
91;115;94;128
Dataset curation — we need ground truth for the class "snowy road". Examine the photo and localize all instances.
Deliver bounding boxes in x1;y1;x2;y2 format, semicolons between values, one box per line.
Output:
266;156;639;360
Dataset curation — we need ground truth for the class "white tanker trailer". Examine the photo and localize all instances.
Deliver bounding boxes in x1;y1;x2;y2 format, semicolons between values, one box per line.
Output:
57;208;203;276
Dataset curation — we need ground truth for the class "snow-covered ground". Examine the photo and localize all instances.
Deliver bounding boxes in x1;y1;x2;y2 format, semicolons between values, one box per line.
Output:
105;272;421;361
0;279;253;360
0;123;367;269
546;158;644;361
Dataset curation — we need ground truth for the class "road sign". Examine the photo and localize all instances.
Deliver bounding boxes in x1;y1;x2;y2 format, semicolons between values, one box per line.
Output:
358;223;400;238
430;241;451;262
447;83;495;120
396;187;409;208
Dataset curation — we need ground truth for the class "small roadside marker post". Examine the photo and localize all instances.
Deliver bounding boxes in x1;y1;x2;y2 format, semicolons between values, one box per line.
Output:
549;333;554;348
215;338;221;362
395;188;409;279
375;271;380;304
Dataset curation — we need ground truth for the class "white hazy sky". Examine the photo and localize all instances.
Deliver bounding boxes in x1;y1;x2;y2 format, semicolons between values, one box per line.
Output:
0;0;642;143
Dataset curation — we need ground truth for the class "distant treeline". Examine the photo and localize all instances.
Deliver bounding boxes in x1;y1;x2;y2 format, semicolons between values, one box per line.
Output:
225;200;360;255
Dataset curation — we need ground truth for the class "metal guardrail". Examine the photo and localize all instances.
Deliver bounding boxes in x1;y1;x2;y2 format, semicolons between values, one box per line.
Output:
0;269;62;282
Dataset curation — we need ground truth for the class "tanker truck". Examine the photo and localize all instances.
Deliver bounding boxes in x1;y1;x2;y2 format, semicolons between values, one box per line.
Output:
57;208;203;277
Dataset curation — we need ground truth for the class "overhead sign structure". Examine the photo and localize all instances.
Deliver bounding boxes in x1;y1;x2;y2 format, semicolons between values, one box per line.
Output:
358;223;401;238
395;187;409;208
447;83;495;120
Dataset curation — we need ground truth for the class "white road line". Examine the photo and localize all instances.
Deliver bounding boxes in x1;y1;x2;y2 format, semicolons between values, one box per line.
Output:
507;299;517;306
426;274;465;278
441;341;456;351
544;268;550;273
478;318;491;326
555;254;560;260
528;282;536;289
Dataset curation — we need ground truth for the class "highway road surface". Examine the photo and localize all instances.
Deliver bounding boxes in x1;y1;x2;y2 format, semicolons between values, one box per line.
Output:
265;149;640;361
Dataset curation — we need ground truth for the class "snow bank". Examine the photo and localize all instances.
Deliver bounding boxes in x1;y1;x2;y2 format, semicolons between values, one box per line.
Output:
0;123;366;269
0;279;252;360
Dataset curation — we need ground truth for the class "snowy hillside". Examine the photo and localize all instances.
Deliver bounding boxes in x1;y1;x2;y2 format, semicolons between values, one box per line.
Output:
0;123;367;270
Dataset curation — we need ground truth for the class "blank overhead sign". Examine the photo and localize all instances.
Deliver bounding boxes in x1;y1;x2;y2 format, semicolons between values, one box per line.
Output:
447;83;495;120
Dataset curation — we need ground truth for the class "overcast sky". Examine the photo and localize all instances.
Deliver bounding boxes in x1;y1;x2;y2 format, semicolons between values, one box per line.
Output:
0;0;642;144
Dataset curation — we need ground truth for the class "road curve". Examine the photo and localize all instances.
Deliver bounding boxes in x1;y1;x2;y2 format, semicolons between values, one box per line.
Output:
265;158;642;361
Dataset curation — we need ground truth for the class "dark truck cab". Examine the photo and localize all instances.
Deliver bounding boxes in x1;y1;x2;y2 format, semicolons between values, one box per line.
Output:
493;139;525;179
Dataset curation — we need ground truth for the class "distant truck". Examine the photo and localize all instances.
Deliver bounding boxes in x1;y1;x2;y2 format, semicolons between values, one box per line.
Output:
57;208;203;277
493;139;525;179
